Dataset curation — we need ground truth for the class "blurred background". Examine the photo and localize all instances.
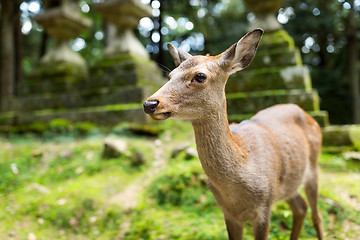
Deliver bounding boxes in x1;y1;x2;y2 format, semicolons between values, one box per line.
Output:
1;1;360;239
0;0;359;124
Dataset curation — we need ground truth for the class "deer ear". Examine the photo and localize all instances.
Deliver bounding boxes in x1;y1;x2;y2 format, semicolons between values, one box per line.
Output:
167;43;192;67
218;28;263;75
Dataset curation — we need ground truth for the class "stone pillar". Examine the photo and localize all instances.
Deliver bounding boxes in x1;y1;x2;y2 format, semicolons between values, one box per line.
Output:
95;0;152;59
33;0;92;72
0;0;165;129
85;0;166;124
244;0;284;32
225;0;329;127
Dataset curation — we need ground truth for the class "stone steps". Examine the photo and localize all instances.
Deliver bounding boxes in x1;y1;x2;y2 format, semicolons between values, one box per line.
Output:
228;110;329;127
5;87;146;111
226;89;320;115
0;103;146;126
247;47;302;70
19;72;138;95
227;65;312;93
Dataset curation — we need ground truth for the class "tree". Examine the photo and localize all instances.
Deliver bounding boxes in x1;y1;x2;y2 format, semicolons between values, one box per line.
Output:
347;0;360;123
0;0;16;110
282;0;360;124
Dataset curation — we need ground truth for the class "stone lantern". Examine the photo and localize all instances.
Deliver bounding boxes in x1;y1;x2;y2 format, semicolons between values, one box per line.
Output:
243;0;285;32
33;0;92;70
95;0;152;59
224;0;329;127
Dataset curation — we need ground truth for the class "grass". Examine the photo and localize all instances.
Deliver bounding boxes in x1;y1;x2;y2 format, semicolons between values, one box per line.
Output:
0;121;359;239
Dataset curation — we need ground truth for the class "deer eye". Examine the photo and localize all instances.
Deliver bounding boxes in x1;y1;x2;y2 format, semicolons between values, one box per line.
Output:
193;73;207;83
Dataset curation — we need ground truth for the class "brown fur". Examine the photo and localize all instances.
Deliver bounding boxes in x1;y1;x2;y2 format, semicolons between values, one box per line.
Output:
145;29;324;240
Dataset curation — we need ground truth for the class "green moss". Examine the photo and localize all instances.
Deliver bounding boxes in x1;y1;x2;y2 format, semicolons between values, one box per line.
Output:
29;121;49;132
90;53;166;95
226;89;320;114
322;125;355;147
228;111;328;127
309;111;329;127
1;122;360;239
27;62;87;83
148;160;211;208
0;112;15;125
349;125;360;151
227;66;310;93
259;30;295;50
249;47;300;69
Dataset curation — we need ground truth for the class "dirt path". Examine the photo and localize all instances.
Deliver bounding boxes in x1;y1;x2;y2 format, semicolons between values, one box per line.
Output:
111;139;167;238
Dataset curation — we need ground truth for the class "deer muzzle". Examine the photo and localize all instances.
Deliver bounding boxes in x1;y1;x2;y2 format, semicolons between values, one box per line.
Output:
143;100;159;114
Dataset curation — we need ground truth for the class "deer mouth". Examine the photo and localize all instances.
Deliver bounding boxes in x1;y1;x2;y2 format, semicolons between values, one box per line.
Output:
150;112;172;120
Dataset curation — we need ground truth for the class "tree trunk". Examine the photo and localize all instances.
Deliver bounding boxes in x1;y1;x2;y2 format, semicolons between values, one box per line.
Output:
348;0;360;123
0;0;15;110
14;0;23;95
157;0;164;66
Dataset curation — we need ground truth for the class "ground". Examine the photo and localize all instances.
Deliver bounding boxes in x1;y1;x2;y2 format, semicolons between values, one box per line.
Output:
0;121;359;240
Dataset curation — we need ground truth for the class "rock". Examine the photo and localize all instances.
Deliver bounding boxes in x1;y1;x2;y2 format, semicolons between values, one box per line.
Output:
130;149;146;166
185;147;198;159
59;150;73;159
10;163;19;175
322;125;360;153
57;198;67;206
171;143;190;158
28;232;36;240
75;166;84;175
37;218;45;225
27;183;50;194
154;139;162;147
31;149;43;159
102;138;128;159
343;151;360;161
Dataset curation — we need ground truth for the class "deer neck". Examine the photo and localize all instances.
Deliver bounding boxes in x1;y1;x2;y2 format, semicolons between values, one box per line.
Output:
191;100;246;184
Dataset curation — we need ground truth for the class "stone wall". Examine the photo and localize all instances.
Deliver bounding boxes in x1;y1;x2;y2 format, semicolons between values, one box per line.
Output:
226;30;329;127
0;55;165;129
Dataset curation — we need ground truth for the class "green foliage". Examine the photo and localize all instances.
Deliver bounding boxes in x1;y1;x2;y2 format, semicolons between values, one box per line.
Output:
148;160;215;211
282;0;359;123
0;133;153;239
0;118;101;138
1;121;360;239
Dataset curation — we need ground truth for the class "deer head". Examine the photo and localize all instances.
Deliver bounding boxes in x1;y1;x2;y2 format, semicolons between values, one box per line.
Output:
144;29;263;121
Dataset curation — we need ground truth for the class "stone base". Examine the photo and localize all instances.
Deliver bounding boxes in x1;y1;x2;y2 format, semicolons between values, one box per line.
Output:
6;87;145;111
0;103;147;127
224;29;330;129
322;125;360;148
228;110;329;128
227;89;320;114
258;29;295;51
1;54;165;129
227;65;312;93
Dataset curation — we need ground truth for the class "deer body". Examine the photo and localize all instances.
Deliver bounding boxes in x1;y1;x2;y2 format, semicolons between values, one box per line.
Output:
144;29;323;240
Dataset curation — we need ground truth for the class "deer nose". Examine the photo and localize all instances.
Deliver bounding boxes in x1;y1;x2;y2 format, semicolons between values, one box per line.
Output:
143;100;159;114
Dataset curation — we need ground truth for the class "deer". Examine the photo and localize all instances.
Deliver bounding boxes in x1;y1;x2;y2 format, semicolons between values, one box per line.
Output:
143;29;324;240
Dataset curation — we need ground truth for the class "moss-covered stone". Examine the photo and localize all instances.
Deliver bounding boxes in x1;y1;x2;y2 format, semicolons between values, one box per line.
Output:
27;62;87;82
0;111;16;125
309;111;330;127
227;66;312;93
350;126;360;151
89;54;165;94
258;30;295;50
11;87;145;111
228;110;329;127
13;103;146;126
226;89;320;114
248;47;301;70
2;52;166;129
322;125;360;149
